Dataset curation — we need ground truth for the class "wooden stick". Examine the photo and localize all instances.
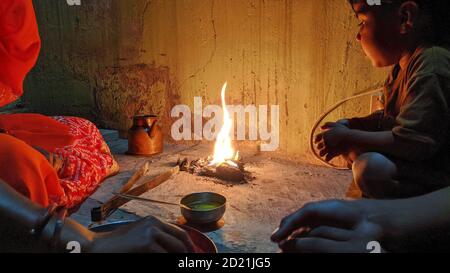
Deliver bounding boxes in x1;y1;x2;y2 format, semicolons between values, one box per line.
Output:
118;161;150;194
91;165;180;222
91;161;150;222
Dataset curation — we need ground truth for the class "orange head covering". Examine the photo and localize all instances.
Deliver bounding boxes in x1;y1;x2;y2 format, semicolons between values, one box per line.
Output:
0;1;72;207
0;0;41;107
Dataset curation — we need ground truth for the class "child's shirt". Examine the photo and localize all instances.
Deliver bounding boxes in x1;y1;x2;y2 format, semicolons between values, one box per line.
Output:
381;46;450;169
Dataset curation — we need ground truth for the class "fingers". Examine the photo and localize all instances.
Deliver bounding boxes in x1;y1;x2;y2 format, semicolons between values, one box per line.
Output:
314;128;333;144
314;132;323;144
321;122;337;130
154;229;190;253
316;141;325;150
317;139;341;162
336;119;350;127
279;237;345;253
319;147;328;157
271;206;316;243
159;222;196;253
140;216;195;253
307;226;352;241
325;150;339;162
148;242;168;253
271;201;361;243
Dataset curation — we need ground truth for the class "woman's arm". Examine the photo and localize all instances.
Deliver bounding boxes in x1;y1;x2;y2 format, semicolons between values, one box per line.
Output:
0;180;93;252
0;180;195;253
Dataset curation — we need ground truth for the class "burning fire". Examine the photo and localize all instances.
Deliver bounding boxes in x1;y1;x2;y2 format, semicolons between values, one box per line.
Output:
209;82;239;167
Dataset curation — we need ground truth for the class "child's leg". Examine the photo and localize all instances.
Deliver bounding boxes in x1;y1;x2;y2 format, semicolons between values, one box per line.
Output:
352;152;400;199
352;152;436;199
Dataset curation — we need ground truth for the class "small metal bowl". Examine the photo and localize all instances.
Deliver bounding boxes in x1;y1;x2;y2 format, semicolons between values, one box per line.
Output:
180;192;226;225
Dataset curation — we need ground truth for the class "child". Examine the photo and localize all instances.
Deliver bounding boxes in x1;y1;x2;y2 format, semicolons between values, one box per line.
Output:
315;0;450;199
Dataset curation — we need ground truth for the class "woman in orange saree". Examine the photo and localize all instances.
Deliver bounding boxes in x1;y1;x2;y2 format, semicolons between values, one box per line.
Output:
0;0;117;209
0;0;195;253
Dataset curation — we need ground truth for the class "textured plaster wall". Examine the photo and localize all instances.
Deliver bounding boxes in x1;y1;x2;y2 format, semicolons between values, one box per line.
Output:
24;0;388;160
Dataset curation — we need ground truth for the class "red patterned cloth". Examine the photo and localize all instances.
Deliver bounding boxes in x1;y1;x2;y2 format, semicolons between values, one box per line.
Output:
0;114;117;208
52;116;116;208
0;1;117;208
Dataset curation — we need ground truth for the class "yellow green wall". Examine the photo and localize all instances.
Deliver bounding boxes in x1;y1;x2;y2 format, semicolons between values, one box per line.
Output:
25;0;388;161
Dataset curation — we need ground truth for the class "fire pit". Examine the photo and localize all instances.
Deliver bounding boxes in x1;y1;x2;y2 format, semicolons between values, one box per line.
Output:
177;156;250;183
176;83;252;184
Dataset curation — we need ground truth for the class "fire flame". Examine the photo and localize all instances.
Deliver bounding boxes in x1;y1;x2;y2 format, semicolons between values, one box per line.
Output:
209;82;239;167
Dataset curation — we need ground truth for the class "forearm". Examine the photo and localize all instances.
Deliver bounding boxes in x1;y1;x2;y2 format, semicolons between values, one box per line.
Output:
0;181;45;232
347;111;384;132
39;214;94;252
0;181;94;252
357;187;450;252
344;129;435;161
344;129;399;155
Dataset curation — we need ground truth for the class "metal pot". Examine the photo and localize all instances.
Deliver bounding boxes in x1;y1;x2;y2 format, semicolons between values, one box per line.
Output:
126;115;163;156
180;192;226;225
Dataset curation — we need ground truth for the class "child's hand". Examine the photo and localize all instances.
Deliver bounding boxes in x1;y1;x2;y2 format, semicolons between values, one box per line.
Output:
314;122;351;161
336;119;350;127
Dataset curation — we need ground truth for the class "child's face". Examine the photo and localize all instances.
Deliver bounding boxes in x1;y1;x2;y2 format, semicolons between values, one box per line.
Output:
353;2;405;67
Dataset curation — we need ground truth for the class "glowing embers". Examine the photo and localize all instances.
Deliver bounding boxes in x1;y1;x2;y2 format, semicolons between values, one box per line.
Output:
177;155;248;184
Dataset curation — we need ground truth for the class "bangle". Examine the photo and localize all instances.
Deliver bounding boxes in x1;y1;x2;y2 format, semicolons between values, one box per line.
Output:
50;206;68;252
30;204;58;239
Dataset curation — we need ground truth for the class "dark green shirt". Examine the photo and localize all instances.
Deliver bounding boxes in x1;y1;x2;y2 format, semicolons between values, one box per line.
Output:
351;46;450;170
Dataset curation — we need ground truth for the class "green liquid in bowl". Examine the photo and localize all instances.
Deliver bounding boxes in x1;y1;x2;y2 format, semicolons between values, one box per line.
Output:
188;202;222;211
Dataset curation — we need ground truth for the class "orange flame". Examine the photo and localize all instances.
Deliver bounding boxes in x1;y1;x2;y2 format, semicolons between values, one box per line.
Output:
210;82;238;167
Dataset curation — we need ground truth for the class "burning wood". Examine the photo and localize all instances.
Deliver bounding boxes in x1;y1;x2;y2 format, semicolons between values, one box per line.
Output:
176;82;253;184
177;157;249;183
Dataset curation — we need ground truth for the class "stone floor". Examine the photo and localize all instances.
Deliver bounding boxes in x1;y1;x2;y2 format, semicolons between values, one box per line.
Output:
70;130;353;253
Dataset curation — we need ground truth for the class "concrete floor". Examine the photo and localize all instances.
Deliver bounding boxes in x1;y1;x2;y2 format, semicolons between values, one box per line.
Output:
70;130;353;253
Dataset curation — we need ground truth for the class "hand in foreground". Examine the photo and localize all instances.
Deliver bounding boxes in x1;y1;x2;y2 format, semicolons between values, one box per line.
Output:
271;200;385;253
89;216;195;253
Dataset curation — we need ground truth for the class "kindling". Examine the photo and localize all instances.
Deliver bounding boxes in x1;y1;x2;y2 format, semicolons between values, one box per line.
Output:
171;97;280;152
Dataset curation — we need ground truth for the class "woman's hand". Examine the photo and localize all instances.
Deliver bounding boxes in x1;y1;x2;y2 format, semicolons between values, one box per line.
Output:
88;216;195;253
32;146;64;174
314;122;352;161
271;200;386;253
